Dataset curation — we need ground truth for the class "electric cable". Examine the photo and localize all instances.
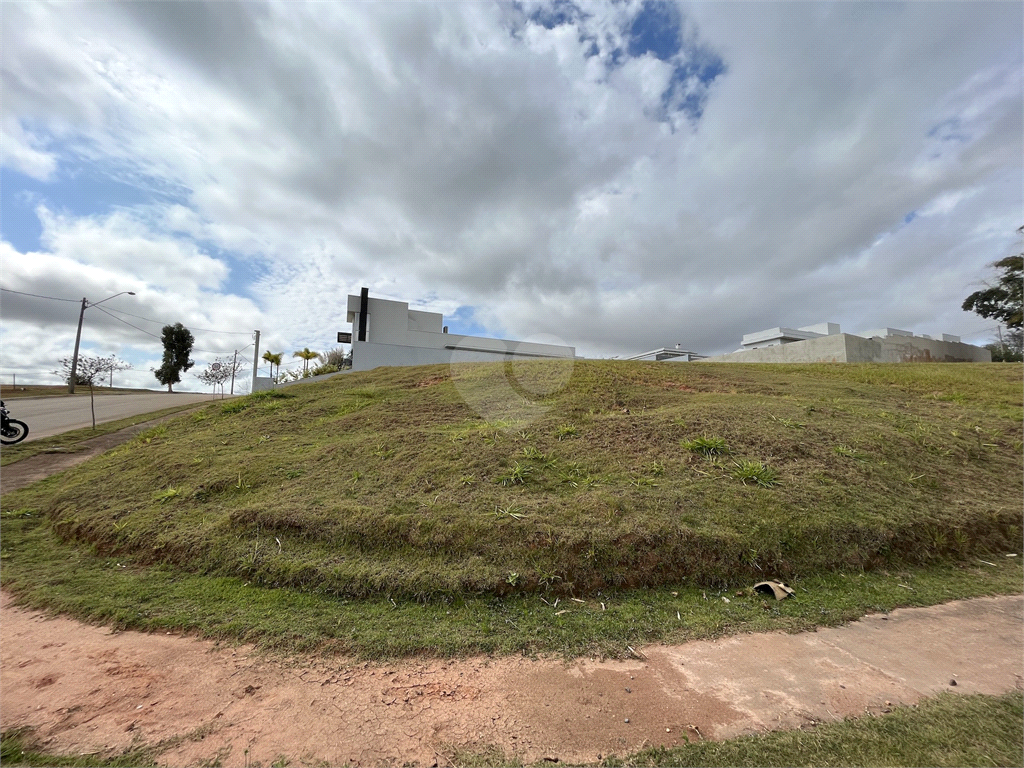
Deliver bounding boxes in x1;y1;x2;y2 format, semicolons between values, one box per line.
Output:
91;305;235;355
100;305;251;335
2;286;252;337
1;287;80;302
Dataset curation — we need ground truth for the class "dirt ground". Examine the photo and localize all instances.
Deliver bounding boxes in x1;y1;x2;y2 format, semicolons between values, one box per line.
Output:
2;592;1021;767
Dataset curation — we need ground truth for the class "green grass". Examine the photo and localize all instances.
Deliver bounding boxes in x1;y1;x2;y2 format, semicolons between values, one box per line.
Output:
1;502;1020;659
0;361;1021;655
0;728;156;767
731;459;780;487
681;434;730;457
0;403;203;467
603;692;1024;768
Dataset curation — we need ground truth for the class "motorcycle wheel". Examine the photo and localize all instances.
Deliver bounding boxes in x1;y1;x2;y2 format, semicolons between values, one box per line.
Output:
0;419;29;445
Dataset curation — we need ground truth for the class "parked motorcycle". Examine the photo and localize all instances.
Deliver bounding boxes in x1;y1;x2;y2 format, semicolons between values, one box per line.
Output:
0;400;29;445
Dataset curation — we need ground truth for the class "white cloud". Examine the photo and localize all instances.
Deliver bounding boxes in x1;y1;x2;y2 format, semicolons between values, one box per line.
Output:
1;0;1021;379
1;119;57;180
0;211;263;386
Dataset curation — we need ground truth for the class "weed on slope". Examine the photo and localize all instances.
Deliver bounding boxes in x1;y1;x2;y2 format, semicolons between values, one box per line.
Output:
2;362;1021;603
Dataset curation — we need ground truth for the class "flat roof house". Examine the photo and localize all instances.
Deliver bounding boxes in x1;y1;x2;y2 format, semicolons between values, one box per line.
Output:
345;288;575;371
704;322;990;363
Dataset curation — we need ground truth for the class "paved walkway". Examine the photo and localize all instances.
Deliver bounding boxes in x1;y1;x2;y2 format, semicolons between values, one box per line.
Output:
11;393;215;441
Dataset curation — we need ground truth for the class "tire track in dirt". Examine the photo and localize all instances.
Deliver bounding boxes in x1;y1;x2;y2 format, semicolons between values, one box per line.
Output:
2;592;1021;766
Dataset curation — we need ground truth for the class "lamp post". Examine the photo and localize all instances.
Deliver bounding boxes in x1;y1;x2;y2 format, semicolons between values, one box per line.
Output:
68;291;136;394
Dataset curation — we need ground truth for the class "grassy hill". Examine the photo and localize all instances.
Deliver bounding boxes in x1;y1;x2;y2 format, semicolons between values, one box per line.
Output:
5;361;1021;603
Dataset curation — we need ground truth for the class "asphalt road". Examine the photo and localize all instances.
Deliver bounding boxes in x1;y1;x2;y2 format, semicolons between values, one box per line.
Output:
8;393;218;441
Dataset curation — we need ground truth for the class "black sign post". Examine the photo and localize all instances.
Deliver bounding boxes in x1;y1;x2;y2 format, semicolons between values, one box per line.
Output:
337;332;352;343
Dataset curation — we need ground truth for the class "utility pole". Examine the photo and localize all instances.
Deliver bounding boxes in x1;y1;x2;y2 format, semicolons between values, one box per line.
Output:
997;324;1006;360
67;291;134;394
230;349;238;395
252;330;261;392
69;298;87;394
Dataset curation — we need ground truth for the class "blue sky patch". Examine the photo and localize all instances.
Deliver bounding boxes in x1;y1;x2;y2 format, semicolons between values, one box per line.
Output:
0;165;186;253
527;0;582;30
443;305;488;337
628;1;682;61
0;169;44;252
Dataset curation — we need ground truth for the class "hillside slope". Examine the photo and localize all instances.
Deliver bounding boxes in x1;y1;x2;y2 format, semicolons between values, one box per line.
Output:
6;361;1021;599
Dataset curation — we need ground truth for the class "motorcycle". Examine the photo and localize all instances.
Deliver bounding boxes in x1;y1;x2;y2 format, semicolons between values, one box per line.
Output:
1;400;29;445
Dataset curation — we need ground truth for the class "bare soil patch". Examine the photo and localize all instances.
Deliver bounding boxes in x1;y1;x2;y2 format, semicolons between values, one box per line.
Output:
2;593;1020;766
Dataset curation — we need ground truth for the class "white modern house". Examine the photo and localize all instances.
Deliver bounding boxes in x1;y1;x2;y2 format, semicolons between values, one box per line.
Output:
344;289;575;372
624;345;706;362
704;322;990;363
740;322;842;349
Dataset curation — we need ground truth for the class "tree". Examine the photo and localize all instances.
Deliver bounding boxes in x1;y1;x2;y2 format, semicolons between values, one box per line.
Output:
962;227;1023;330
154;323;195;392
318;347;347;369
196;360;232;398
986;327;1023;363
103;357;133;388
196;356;247;397
54;354;130;429
261;351;283;381
293;347;319;375
223;353;249;395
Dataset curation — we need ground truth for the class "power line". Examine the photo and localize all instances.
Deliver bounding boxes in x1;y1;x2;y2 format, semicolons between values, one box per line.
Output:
1;287;80;303
3;285;252;338
101;305;251;335
91;305;232;355
90;305;163;339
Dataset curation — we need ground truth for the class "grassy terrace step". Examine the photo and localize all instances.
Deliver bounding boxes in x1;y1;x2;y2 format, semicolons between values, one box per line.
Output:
2;362;1021;604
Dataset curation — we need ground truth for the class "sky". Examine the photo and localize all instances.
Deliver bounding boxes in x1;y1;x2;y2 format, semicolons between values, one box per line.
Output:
2;0;1021;391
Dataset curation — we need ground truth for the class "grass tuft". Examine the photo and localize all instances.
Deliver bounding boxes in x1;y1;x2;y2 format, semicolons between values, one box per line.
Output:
682;435;729;457
495;461;532;486
731;460;780;488
555;423;578;440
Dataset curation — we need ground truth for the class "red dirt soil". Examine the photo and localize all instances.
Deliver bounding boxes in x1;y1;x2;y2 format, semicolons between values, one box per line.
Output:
2;592;1021;766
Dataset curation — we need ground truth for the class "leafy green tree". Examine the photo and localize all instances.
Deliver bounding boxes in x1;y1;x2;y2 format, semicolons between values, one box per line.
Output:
293;347;319;375
985;328;1023;363
962;227;1023;330
154;323;195;392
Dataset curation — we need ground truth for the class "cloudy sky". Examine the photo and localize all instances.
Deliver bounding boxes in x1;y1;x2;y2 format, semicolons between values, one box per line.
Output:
2;0;1021;390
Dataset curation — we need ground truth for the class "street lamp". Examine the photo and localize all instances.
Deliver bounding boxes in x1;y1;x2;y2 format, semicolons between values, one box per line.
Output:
68;291;136;394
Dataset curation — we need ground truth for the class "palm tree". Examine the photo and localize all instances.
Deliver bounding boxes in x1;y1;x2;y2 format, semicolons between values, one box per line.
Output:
261;351;283;381
293;347;319;375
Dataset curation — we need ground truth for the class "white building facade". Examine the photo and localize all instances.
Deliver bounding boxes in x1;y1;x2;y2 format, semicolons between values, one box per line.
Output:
705;322;990;363
345;289;575;371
